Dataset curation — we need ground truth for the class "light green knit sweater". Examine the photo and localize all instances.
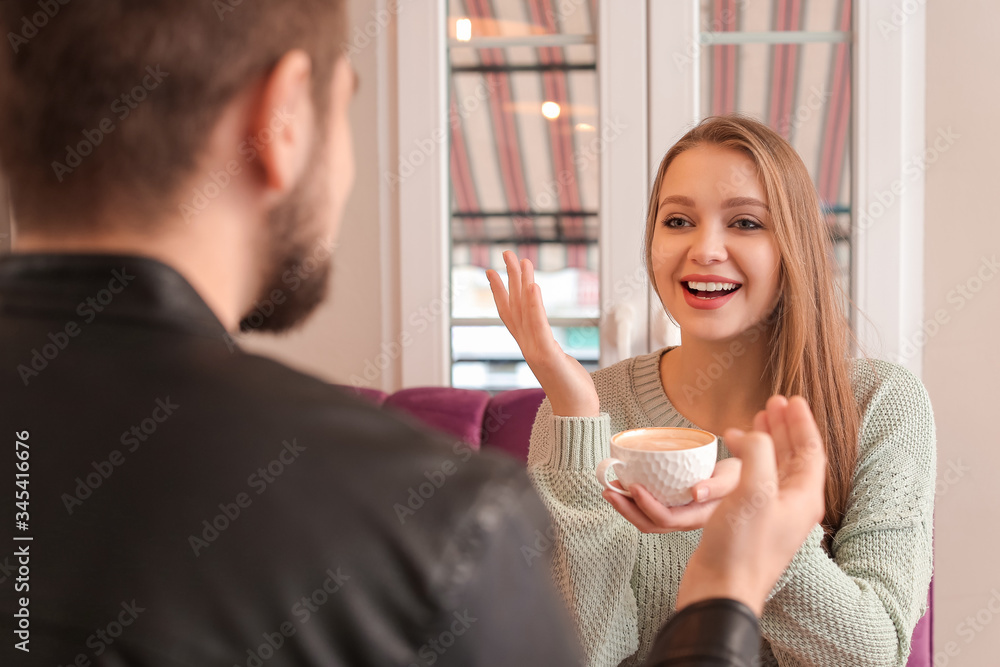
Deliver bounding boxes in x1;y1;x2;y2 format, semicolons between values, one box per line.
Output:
527;345;936;667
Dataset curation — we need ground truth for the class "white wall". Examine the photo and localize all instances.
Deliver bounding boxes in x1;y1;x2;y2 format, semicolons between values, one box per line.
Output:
244;1;1000;662
924;1;1000;664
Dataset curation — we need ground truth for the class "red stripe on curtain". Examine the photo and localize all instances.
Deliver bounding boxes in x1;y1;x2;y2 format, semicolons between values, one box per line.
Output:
449;94;490;267
818;0;851;205
467;0;534;263
767;0;803;137
712;0;738;115
530;0;585;268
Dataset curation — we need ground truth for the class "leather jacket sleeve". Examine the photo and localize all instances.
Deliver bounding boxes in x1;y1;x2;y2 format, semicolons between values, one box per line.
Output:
644;599;761;667
420;464;585;667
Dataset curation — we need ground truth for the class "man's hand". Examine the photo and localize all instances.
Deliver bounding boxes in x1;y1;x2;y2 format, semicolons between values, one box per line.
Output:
674;395;827;616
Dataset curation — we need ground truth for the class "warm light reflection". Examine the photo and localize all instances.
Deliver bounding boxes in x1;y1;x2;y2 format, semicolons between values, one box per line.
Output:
456;18;472;42
541;101;561;119
575;123;595;131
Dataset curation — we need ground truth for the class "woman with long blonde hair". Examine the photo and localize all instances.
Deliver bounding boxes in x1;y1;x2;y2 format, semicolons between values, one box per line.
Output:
487;114;936;666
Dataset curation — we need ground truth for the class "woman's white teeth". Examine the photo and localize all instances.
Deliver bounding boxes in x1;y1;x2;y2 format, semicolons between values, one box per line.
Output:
686;281;739;291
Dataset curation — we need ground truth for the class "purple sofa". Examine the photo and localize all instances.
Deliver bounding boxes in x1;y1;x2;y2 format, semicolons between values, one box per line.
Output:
344;384;933;666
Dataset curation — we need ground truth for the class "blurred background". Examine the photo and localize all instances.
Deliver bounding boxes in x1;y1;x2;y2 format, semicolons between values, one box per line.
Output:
1;0;997;664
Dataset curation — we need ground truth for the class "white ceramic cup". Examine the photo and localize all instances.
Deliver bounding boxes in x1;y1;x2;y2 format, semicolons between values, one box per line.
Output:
596;427;718;507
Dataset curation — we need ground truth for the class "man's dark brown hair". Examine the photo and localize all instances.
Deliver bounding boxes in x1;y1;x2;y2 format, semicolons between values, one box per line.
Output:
0;0;348;231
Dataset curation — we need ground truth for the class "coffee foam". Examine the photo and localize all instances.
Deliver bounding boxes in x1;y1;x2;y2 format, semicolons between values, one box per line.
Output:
617;437;707;452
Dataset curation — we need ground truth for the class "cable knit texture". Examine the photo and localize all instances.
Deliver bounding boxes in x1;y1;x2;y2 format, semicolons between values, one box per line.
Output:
527;346;936;667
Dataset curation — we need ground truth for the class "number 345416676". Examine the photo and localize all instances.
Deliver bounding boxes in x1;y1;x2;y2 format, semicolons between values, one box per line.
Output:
15;431;29;527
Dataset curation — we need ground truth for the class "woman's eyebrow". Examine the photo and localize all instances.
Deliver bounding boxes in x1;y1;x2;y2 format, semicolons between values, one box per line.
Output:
659;194;696;207
723;196;769;211
658;194;769;211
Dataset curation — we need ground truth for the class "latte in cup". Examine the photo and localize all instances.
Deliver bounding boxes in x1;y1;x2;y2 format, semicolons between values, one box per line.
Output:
596;427;717;507
616;436;707;451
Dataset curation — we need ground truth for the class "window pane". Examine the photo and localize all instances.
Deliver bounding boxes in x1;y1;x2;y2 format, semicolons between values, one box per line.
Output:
449;0;596;39
700;0;849;34
453;263;598;319
448;0;600;389
452;325;599;391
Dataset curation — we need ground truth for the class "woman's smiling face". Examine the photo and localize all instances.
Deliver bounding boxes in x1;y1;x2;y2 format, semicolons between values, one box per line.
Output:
650;144;782;342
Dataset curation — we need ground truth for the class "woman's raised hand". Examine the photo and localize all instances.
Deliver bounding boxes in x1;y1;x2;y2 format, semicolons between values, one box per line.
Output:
486;250;600;417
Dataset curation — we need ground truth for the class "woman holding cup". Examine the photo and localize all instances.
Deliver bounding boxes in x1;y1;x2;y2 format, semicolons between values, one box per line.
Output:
486;114;936;667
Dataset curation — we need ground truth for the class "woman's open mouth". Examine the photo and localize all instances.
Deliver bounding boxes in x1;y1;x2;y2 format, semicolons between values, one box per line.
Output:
683;281;742;300
681;280;742;310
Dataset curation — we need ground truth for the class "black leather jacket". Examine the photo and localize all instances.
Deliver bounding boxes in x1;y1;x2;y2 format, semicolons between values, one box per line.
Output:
0;252;759;666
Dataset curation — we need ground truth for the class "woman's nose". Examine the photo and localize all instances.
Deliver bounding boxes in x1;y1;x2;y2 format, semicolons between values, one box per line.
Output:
689;225;727;264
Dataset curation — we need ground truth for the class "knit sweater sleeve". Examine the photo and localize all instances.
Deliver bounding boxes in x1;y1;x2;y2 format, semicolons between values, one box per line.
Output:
759;361;937;666
526;395;642;667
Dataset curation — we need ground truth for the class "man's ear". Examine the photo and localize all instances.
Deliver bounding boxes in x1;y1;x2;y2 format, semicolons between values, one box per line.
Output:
252;50;315;196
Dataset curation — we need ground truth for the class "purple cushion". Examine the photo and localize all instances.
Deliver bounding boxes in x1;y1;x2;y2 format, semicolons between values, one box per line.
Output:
482;389;546;462
383;387;491;448
907;582;933;667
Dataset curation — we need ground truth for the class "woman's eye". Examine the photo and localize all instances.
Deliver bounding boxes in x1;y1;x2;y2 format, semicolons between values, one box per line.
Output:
732;218;762;230
662;217;691;229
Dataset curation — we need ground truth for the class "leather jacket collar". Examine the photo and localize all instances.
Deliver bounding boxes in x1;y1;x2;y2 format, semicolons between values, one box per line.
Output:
0;252;227;338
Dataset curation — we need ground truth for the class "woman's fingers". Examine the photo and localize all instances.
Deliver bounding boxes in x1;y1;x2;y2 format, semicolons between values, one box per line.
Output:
495;251;555;358
602;486;663;533
629;484;720;532
525;281;558;354
485;269;512;326
522;255;535;292
492;251;544;344
489;251;600;414
603;474;733;533
519;257;541;349
691;457;742;502
503;251;523;329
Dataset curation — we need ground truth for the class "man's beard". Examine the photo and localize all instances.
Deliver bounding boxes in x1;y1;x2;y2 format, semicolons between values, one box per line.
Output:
238;150;334;334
